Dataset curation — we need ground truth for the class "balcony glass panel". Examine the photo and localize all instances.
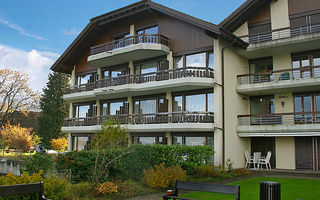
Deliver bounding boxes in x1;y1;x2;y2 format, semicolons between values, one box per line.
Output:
186;94;206;112
186;53;206;67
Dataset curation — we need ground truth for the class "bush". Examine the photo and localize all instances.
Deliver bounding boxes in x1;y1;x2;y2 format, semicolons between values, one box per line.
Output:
0;171;68;200
143;164;187;189
232;168;251;176
67;182;95;199
0;123;34;152
50;138;68;151
25;153;55;175
44;174;69;200
196;164;220;178
95;181;118;197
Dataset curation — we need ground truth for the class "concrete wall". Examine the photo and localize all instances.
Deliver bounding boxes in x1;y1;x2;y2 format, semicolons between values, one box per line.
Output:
0;160;25;176
270;0;290;30
275;137;296;169
220;38;251;168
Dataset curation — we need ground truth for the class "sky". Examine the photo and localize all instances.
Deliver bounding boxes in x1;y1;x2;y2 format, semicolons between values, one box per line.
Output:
0;0;245;92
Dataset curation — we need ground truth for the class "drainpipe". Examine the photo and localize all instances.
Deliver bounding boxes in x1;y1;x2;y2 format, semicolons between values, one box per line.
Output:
221;37;237;166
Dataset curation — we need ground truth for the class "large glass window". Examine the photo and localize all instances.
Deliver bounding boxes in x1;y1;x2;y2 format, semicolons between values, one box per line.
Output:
74;103;97;118
102;65;129;79
76;72;97;85
292;51;320;79
137;26;158;35
135;58;167;75
173;51;214;69
101;100;128;116
249;58;273;83
132;134;165;145
133;96;167;114
72;136;91;151
173;90;214;113
250;96;275;115
172;135;214;146
294;93;320;123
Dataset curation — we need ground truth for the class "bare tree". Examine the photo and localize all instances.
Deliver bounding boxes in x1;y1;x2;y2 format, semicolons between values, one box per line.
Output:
0;68;39;125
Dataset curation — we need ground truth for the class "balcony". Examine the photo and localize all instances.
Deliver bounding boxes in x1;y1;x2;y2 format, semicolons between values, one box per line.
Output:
64;67;214;101
237;23;320;58
237;112;320;137
62;112;215;133
237;66;320;95
88;34;170;67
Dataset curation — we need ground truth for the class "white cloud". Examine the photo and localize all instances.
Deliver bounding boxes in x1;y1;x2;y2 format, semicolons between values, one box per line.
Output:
61;28;79;36
0;44;60;92
0;18;46;40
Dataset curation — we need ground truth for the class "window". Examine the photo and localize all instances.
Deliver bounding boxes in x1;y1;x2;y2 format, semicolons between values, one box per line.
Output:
249;57;273;83
173;90;214;113
72;135;91;151
172;134;214;146
174;51;214;69
135;58;168;75
76;72;97;85
294;93;320;123
102;65;129;79
133;95;168;114
250;96;275;115
101;100;128;116
292;51;320;79
132;136;165;145
248;21;272;43
74;103;97;118
137;26;158;35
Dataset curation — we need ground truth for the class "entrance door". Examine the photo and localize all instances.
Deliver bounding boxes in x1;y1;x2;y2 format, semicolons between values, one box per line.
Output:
295;137;313;170
251;137;276;168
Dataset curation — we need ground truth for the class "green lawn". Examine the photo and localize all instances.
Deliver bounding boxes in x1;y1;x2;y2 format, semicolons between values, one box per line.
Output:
180;177;320;200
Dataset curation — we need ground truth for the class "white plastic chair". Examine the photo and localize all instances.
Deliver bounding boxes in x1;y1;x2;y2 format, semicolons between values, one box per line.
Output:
244;151;254;169
258;151;272;170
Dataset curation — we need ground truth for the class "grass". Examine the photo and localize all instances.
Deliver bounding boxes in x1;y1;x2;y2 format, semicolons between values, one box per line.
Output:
180;177;320;200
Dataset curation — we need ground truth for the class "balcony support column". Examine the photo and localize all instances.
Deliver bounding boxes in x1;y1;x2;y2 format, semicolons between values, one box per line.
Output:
130;24;135;36
69;103;73;118
96;100;100;116
166;132;172;145
129;61;134;76
166;92;172;112
71;67;76;86
128;96;133;114
97;67;102;80
128;133;132;146
167;51;173;70
68;133;72;151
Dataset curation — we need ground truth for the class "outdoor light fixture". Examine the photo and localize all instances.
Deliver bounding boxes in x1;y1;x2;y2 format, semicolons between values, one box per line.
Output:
281;101;285;108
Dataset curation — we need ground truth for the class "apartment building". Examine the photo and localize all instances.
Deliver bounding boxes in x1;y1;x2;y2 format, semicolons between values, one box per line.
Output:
51;0;320;170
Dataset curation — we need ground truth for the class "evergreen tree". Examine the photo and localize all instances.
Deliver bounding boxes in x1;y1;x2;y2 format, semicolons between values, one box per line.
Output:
38;72;69;148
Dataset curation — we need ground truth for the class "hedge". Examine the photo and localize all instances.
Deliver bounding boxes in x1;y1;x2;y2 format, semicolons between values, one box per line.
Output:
54;145;214;182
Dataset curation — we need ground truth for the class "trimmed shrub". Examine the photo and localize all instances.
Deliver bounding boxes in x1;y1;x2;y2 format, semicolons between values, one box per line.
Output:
50;138;68;151
196;164;220;178
143;164;187;188
67;182;95;199
25;153;55;175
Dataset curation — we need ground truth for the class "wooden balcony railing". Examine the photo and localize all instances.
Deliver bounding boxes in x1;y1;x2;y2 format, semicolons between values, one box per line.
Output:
239;23;320;43
65;67;214;94
238;112;320;126
90;34;170;55
237;66;320;85
63;112;214;127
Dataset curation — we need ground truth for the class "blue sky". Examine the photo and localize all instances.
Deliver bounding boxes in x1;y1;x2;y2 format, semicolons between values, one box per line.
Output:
0;0;245;91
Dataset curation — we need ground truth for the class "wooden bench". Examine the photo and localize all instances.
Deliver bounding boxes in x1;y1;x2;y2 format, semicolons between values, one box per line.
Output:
0;182;50;200
163;181;240;200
